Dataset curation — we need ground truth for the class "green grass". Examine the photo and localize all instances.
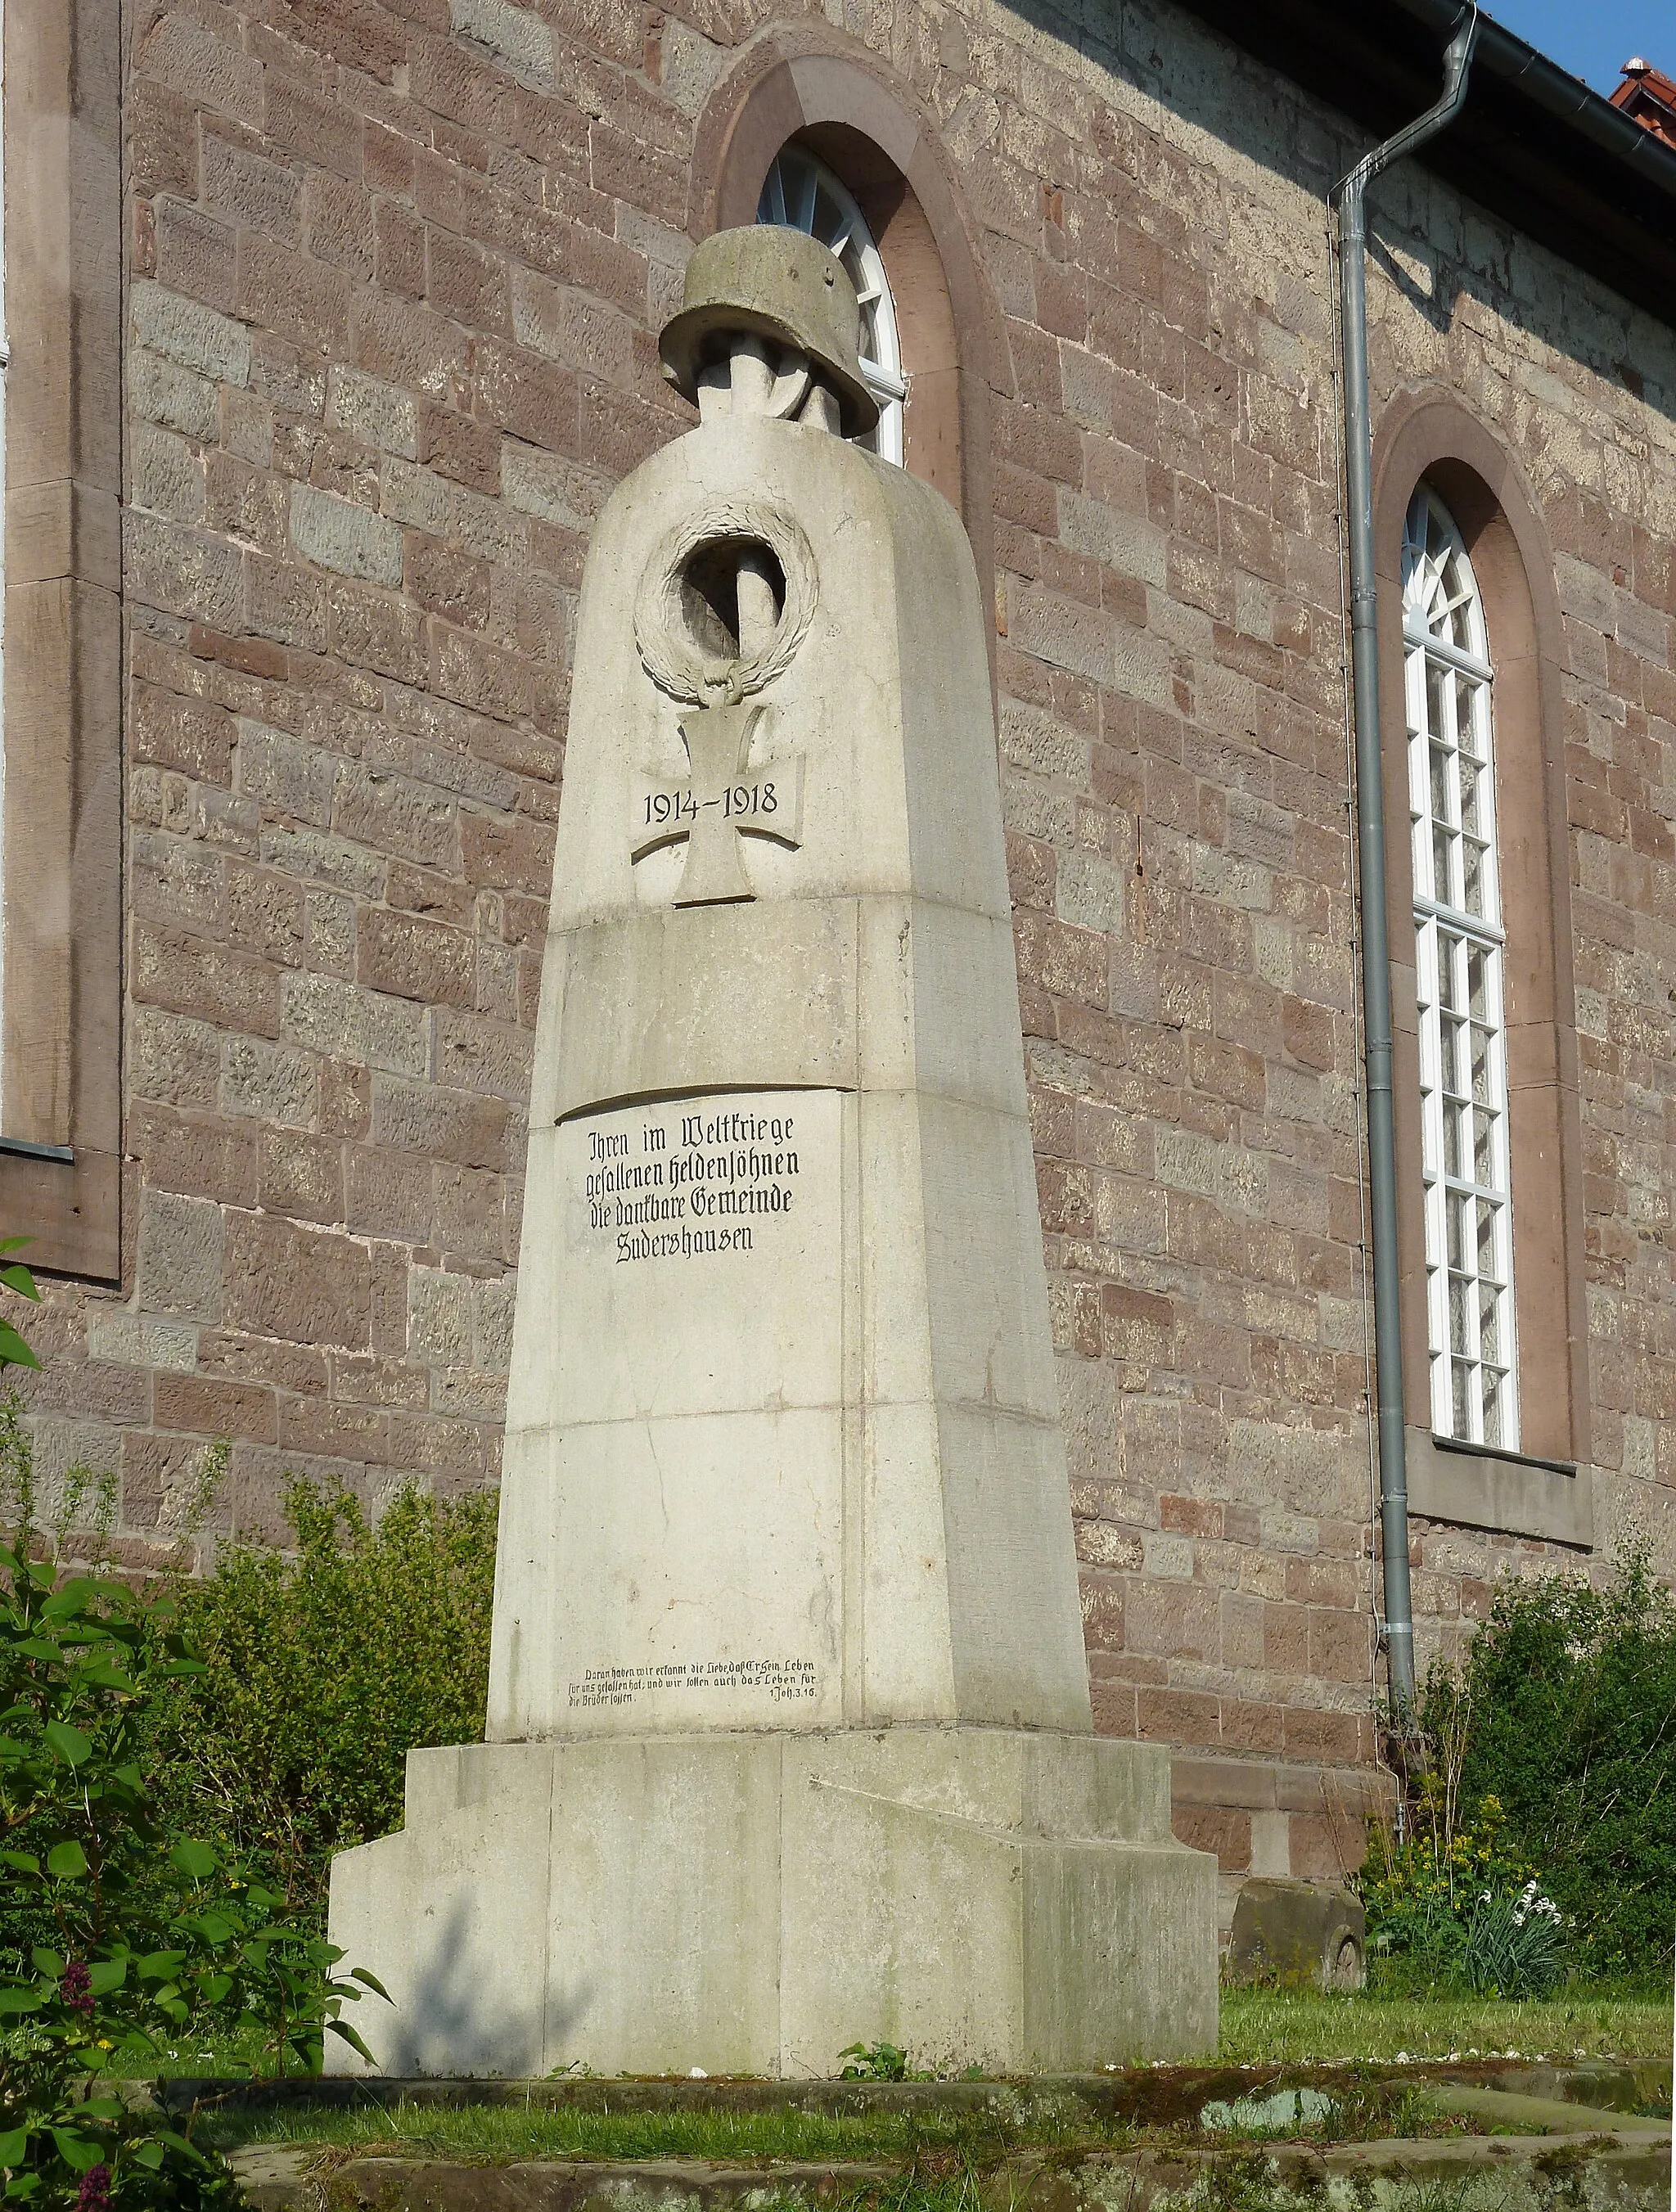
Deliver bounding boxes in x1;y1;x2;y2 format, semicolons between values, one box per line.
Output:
157;1988;1674;2101
163;1986;1674;2171
196;2101;1127;2162
1217;1987;1674;2064
190;2091;1480;2166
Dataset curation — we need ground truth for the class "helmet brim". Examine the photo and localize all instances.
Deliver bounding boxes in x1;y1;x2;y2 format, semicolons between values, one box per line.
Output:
659;301;882;440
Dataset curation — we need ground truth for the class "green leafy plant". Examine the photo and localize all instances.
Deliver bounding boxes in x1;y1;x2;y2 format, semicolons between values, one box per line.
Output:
0;1246;39;1378
1356;1779;1566;1994
1460;1885;1565;1998
144;1477;496;1920
838;2040;909;2081
1370;1552;1675;1988
1428;1551;1675;1981
0;1253;388;2207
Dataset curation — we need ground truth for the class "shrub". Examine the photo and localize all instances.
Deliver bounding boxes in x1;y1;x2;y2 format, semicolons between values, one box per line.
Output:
1429;1551;1676;1981
0;1256;384;2208
0;1534;384;2204
145;1478;497;1920
1366;1550;1676;1988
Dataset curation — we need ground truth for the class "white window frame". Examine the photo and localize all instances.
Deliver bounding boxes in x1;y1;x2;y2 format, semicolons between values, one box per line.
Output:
1403;484;1519;1452
758;144;906;466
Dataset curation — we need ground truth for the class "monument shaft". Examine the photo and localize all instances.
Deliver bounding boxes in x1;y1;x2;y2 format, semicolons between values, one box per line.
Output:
489;416;1091;1746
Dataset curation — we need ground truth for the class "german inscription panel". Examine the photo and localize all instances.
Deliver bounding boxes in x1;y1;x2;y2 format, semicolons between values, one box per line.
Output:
579;1101;804;1264
549;1088;846;1732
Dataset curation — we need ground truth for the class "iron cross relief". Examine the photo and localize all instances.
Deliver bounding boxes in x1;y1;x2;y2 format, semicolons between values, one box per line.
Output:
629;701;804;906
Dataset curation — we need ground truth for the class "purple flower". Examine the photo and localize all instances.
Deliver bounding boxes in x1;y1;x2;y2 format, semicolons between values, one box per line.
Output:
75;2164;111;2212
61;1960;94;2020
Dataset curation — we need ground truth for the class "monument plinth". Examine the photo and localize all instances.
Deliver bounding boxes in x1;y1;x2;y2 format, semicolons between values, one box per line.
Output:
329;228;1217;2077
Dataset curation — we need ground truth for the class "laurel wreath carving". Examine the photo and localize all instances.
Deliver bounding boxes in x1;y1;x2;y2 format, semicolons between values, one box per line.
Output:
633;498;818;706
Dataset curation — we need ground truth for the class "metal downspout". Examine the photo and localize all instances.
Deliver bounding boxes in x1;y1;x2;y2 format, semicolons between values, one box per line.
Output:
1330;7;1479;1718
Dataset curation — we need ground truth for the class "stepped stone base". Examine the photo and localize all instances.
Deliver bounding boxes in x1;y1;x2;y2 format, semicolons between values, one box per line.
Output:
327;1728;1219;2078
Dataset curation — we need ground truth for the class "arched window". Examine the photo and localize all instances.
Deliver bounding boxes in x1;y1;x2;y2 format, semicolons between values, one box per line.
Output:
757;144;906;466
1403;486;1518;1452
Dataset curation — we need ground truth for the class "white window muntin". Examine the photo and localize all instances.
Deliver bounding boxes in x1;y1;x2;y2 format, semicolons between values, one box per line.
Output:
757;145;906;466
1403;485;1518;1453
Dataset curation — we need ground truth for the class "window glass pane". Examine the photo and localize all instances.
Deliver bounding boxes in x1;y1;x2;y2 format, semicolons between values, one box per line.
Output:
1447;1192;1466;1272
1470;1025;1490;1103
1485;1203;1512;1273
1426;660;1447;740
1454;672;1482;753
1483;1375;1503;1448
1474;1108;1494;1187
1443;1016;1465;1094
1449;576;1475;653
1479;1279;1500;1366
1430;743;1450;825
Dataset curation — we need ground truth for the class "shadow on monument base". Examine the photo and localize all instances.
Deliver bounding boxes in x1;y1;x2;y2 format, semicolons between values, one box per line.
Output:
327;1729;1219;2079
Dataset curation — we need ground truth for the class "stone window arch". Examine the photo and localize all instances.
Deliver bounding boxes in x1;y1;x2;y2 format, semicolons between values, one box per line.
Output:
1374;395;1590;1546
690;31;996;600
757;143;906;465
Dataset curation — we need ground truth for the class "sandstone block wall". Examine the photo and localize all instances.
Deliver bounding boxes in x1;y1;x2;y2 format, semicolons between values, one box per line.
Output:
11;0;1671;1881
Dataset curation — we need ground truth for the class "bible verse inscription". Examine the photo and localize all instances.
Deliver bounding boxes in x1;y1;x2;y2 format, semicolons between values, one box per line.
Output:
568;1657;819;1711
579;1105;802;1265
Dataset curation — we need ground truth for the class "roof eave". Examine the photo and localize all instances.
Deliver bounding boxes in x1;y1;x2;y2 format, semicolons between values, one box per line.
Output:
1169;0;1676;336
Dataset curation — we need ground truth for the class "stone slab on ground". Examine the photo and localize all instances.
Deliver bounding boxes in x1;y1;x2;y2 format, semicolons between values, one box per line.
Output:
1426;2084;1671;2137
231;2133;1674;2212
1224;1878;1366;1989
210;2066;1676;2212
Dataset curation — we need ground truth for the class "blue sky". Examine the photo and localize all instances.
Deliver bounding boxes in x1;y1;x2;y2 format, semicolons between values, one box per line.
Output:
1483;0;1672;95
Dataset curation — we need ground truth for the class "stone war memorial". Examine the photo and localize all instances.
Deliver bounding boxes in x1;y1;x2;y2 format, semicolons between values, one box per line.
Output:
329;227;1218;2079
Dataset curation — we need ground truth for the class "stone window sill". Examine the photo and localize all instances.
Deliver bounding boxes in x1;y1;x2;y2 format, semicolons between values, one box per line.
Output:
1405;1425;1591;1548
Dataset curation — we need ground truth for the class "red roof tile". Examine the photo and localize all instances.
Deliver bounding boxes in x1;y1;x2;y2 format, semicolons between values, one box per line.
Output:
1611;58;1676;149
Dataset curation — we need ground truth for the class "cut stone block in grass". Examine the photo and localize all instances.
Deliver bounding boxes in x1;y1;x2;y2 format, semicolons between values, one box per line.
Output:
168;2029;1676;2212
224;2131;1674;2212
